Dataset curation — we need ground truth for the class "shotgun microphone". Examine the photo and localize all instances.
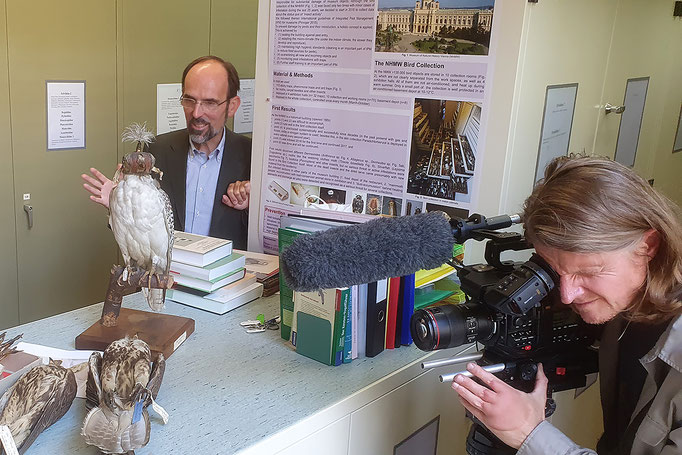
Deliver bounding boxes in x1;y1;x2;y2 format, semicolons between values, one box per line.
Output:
280;211;456;291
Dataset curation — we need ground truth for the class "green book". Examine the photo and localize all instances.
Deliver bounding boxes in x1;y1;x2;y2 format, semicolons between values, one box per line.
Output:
296;312;333;366
333;288;350;366
292;288;340;366
278;215;353;341
171;267;245;293
169;252;245;281
278;227;311;340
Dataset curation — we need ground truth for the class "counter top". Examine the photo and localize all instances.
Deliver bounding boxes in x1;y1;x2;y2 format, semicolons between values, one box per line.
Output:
3;293;465;454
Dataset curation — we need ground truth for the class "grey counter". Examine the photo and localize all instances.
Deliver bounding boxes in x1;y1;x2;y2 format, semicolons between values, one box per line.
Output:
3;293;462;454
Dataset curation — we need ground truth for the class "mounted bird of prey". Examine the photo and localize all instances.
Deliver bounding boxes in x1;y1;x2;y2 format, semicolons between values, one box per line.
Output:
109;123;174;311
82;337;166;454
0;331;22;364
0;359;77;454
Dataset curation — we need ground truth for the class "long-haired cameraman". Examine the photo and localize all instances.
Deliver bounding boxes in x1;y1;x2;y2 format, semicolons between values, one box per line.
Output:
452;155;682;454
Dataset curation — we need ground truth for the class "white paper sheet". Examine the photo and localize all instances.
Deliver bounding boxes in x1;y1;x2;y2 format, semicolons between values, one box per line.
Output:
16;341;97;368
157;83;187;135
15;342;99;399
234;78;255;134
46;81;85;150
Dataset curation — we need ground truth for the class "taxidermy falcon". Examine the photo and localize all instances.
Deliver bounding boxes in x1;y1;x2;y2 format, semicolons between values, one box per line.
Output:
0;359;77;454
109;123;174;311
0;331;22;364
82;337;166;455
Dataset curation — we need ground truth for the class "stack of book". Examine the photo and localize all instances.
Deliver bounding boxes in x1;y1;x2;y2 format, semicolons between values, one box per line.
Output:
167;232;263;314
233;249;280;297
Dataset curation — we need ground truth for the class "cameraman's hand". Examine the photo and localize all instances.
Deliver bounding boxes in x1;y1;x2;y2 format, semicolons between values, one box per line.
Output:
452;362;548;449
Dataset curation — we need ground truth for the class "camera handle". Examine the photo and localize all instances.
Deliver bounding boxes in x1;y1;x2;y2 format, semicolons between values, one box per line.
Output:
421;351;484;370
421;351;506;383
425;351;558;455
425;353;558;416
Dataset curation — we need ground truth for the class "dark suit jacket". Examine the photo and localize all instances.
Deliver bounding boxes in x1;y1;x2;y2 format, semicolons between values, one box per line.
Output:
148;128;252;249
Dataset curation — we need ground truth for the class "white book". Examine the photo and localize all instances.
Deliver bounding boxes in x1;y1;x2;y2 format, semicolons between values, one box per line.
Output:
170;252;245;281
357;283;368;358
172;231;233;267
167;282;263;315
205;273;257;302
171;268;245;293
232;249;279;281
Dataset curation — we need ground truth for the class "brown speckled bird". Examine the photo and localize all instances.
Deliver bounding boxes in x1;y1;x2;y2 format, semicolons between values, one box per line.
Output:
81;337;166;455
0;332;22;364
0;359;77;454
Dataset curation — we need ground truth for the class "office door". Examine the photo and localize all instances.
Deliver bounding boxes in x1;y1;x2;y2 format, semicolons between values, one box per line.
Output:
592;0;669;173
6;0;119;323
0;0;18;329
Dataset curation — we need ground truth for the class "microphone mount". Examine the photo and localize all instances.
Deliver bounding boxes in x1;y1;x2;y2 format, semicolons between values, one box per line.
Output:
450;213;522;244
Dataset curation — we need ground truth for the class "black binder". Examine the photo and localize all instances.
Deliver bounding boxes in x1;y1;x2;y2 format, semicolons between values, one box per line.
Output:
365;280;388;357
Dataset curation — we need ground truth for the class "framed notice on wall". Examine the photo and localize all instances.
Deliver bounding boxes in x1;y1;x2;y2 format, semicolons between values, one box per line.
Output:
674;104;682;153
46;81;86;150
534;83;578;183
157;83;186;135
234;78;255;134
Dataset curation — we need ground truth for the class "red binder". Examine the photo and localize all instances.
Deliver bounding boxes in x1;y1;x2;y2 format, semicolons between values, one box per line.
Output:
385;277;401;349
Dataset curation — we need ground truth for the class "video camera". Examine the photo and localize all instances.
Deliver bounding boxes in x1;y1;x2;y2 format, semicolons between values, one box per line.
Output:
409;213;599;455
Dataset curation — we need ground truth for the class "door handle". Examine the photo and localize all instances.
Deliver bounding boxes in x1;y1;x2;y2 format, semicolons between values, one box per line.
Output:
23;204;33;229
605;103;625;114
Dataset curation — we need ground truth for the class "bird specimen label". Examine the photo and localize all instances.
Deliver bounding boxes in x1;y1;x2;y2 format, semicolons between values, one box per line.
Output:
151;397;169;424
173;332;187;352
0;424;19;455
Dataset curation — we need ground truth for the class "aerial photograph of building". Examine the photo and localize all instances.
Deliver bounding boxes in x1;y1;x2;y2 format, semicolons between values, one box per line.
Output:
376;0;494;54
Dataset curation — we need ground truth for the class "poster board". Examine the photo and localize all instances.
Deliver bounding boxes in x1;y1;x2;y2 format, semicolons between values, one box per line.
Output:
259;0;498;253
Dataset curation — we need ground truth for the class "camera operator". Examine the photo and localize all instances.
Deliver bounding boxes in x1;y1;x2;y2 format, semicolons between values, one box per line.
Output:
452;155;682;454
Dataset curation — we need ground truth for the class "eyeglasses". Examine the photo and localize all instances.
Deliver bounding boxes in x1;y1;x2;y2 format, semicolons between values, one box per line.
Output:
179;96;228;113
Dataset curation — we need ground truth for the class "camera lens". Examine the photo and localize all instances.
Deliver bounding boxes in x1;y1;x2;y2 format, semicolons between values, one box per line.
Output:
410;303;496;351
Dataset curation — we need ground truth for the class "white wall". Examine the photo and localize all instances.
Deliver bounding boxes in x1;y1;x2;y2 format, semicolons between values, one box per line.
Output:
502;0;682;215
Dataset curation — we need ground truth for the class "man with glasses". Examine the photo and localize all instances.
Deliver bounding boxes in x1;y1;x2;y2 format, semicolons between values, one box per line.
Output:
82;56;252;248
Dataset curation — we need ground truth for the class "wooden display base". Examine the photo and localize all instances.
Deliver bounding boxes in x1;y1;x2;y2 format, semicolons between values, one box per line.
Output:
75;307;194;359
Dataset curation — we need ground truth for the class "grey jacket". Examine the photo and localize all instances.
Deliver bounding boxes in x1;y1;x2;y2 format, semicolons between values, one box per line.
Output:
148;128;252;249
517;314;682;455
